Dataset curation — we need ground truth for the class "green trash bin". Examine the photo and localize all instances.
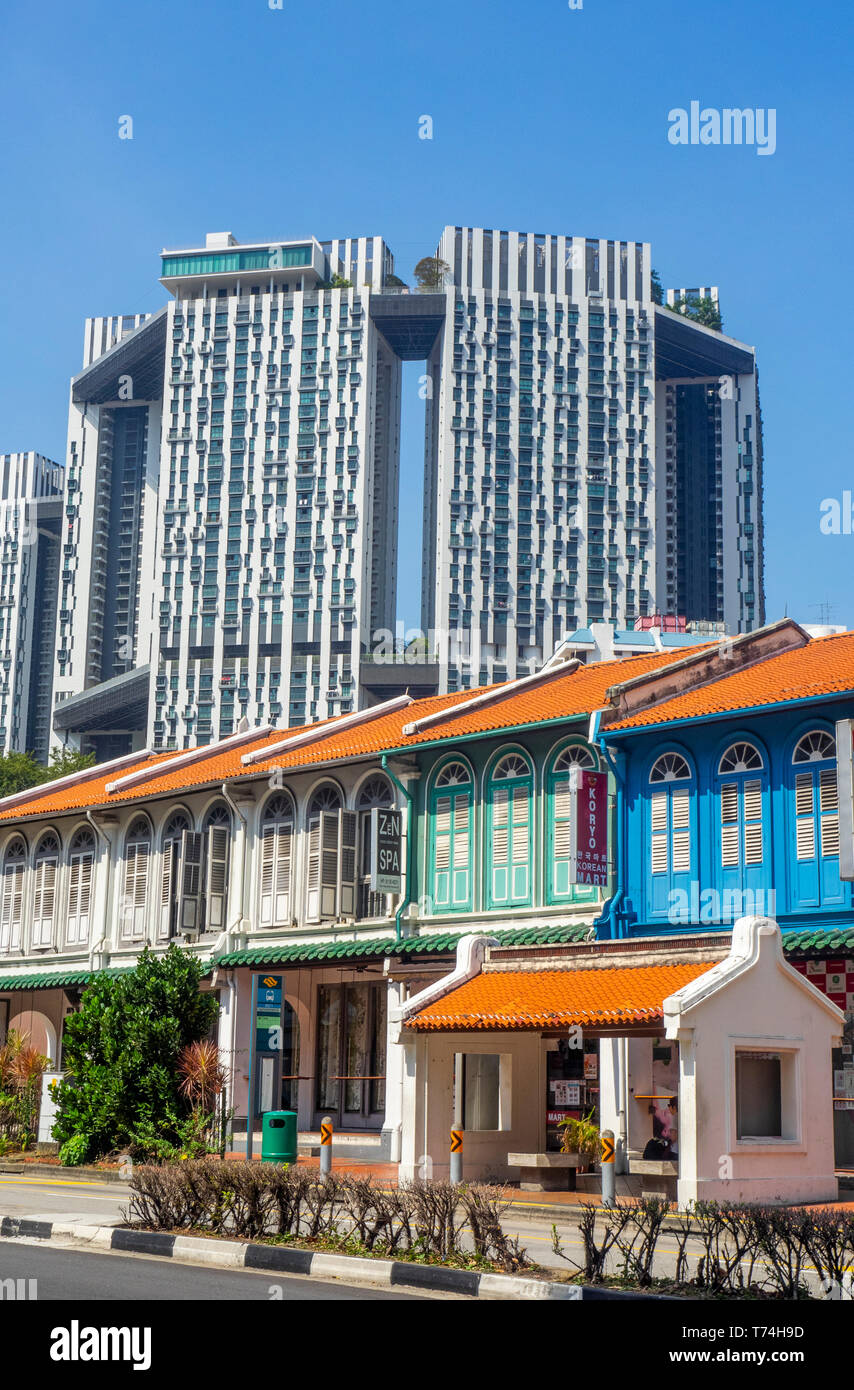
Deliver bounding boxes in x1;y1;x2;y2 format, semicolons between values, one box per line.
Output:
261;1110;298;1164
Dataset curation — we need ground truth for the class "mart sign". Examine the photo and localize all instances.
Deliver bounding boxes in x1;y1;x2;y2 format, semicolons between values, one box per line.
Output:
569;768;609;888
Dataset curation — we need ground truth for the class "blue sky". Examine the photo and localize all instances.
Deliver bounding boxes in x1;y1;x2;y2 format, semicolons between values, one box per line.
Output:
1;0;851;631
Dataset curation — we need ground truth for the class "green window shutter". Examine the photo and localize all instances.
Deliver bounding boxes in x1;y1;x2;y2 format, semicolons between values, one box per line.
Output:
451;792;472;907
551;774;573;899
431;788;472;912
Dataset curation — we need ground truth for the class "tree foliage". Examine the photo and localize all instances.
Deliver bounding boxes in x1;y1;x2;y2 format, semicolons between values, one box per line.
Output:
413;256;450;290
667;294;723;332
0;746;96;797
52;945;219;1161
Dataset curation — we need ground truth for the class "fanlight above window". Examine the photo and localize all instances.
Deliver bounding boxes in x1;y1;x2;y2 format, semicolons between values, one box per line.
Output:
435;761;471;788
308;785;342;821
357;777;393;809
718;743;763;775
649;752;691;784
492;753;531;780
263;794;294;823
553;744;597;773
792;730;836;763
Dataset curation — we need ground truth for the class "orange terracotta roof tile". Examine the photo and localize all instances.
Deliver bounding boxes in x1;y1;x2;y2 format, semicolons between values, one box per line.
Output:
407;960;718;1031
605;630;854;732
0;645;707;823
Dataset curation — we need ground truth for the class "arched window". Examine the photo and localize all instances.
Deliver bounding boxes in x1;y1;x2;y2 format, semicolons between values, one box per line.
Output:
546;743;598;904
305;784;354;922
202;804;231;932
159;810;190;940
66;828;95;946
647;753;693;919
356;777;395;921
790;730;843;910
120;817;151;941
715;742;768;910
31;833;60;949
0;838;26;952
487;753;533;907
259;794;294;928
429;761;473;912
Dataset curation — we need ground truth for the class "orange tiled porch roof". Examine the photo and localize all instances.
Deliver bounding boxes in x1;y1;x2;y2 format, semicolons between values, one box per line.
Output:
406;960;719;1032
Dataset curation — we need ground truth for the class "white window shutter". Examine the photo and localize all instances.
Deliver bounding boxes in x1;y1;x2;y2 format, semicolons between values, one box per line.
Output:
319;811;340;918
338;810;358;917
743;780;763;865
820;769;840;857
205;826;229;930
158;839;178;940
66;851;93;946
259;826;276;926
179;830;203;932
274;822;292;922
794;772;815;861
0;862;23;951
305;821;322;920
650;792;668;874
32;857;57;948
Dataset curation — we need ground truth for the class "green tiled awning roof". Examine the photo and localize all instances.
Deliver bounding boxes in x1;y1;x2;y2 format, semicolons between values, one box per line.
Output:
214;922;593;970
0;966;134;992
782;927;854;956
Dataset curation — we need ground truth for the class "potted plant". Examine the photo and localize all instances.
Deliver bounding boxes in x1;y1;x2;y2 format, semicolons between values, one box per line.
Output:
557;1111;600;1172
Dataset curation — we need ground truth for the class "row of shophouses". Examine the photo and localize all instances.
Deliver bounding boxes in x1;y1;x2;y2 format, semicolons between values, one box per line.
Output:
1;617;854;1202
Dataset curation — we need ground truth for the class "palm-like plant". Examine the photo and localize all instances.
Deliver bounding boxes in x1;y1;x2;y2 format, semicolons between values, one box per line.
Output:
177;1040;227;1115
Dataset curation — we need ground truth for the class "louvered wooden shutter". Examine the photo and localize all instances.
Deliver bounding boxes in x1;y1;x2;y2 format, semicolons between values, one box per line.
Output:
743;779;763;865
671;788;691;873
31;856;57;948
158;839;179;939
491;786;510;903
720;782;739;867
433;795;452;908
552;775;573;896
0;861;23;951
179;830;203;932
306;820;322;920
338;810;357;917
650;792;668;874
452;793;471;906
260;821;292;926
820;768;840;857
121;840;149;940
794;772;815;860
66;851;93;945
511;783;530;899
319;811;340;919
205;826;229;929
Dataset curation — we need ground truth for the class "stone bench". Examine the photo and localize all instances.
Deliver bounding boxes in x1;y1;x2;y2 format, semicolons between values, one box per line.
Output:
508;1152;582;1192
629;1159;678;1200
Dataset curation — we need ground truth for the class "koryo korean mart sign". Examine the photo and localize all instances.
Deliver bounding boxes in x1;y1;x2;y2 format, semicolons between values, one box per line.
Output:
569;768;608;887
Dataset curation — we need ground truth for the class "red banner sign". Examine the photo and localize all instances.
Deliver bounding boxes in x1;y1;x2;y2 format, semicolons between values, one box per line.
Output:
570;769;608;887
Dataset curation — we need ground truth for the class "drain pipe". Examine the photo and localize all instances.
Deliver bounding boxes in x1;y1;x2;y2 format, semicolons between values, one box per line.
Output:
381;755;413;943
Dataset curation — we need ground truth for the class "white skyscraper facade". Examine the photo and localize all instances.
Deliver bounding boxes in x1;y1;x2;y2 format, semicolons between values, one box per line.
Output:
48;224;764;757
424;226;656;689
0;452;63;760
150;232;401;747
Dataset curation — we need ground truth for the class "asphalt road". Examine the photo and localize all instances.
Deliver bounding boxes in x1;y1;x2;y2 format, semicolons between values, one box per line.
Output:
0;1173;835;1294
0;1240;428;1300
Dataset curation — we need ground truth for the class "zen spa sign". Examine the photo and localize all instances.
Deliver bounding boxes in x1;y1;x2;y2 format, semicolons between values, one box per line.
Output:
568;767;608;888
